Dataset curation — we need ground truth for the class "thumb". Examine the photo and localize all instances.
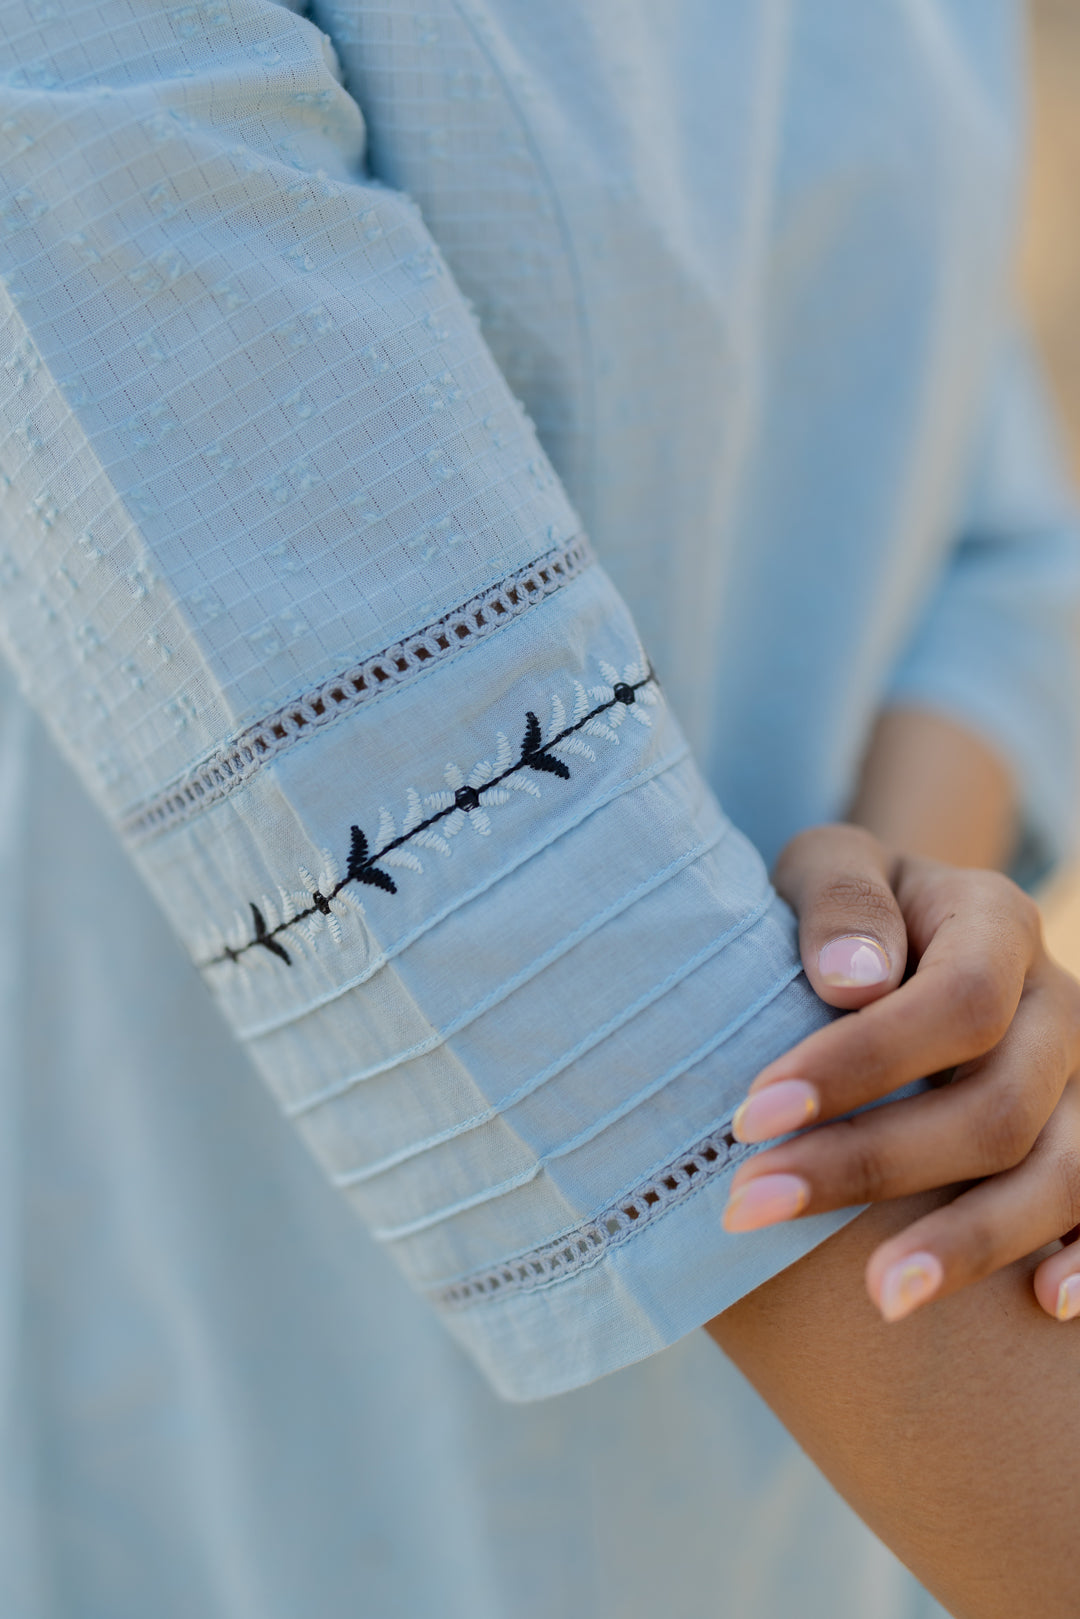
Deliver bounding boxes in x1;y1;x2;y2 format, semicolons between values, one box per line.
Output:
772;824;908;1010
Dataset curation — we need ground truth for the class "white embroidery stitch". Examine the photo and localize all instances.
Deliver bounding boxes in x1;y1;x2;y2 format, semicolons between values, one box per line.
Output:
122;537;593;844
201;656;658;970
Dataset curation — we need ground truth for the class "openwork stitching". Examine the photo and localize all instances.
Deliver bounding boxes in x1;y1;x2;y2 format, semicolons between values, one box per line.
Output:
201;657;657;969
121;536;593;843
431;1121;750;1311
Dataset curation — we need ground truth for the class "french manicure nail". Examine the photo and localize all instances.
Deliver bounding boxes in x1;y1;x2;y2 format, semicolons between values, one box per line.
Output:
818;934;890;987
877;1252;944;1322
732;1080;820;1143
1055;1274;1080;1322
722;1174;810;1233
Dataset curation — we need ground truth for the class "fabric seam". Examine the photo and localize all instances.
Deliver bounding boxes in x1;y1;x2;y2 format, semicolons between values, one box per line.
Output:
121;536;593;843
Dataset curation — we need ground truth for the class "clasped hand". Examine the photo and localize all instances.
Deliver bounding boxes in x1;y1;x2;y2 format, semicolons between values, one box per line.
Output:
722;824;1080;1325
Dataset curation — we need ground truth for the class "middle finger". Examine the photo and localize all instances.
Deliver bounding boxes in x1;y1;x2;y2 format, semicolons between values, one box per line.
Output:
722;983;1071;1229
733;897;1036;1139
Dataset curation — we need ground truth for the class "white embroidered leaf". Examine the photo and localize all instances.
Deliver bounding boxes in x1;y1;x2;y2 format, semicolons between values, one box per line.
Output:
424;789;455;813
479;787;511;807
549;692;566;735
493;731;514;772
401;786;424;833
583;718;620;743
277;885;297;923
256;896;281;932
571;680;590;723
470;810;492;835
506;774;542;796
198;927;226;963
598;658;620;686
444;761;465;789
383;848;424;873
629;705;653;726
327;914;344;944
588;684;612;704
467;759;491;787
413;827;452;856
376;807;396;846
551;736;596;761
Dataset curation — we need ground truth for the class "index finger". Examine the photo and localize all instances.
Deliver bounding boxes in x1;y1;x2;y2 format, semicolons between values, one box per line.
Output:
735;885;1031;1134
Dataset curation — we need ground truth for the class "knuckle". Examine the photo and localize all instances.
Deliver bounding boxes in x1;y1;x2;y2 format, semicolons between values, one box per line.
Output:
973;1085;1035;1171
835;1121;892;1202
1049;1140;1080;1227
980;871;1041;956
955;1213;1000;1285
1012;886;1042;943
948;959;1012;1051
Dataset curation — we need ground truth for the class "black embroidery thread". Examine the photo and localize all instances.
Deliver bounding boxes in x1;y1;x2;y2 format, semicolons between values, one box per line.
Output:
207;669;655;969
123;538;593;844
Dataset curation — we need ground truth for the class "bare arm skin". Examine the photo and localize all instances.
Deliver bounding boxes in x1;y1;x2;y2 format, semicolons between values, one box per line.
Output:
708;706;1080;1619
848;706;1017;871
709;1191;1080;1619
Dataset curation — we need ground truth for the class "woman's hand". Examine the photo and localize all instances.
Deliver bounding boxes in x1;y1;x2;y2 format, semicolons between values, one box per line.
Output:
721;823;1080;1325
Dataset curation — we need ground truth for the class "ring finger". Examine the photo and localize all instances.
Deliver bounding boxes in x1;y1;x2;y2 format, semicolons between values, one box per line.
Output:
722;991;1070;1227
864;1075;1080;1321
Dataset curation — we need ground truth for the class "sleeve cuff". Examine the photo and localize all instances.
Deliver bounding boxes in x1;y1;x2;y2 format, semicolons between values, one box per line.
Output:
129;559;853;1399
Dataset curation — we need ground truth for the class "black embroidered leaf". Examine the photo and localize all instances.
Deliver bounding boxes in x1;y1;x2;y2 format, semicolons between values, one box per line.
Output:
346;824;370;881
205;671;655;970
519;710;543;761
355;864;397;893
519;711;571;779
347;824;397;893
528;751;571;779
249;902;292;965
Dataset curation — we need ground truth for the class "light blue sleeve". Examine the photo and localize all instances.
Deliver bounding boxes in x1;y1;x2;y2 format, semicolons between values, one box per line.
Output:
0;0;859;1401
885;333;1080;888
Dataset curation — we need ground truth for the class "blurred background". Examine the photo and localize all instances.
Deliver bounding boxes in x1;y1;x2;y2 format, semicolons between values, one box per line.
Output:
1016;0;1080;967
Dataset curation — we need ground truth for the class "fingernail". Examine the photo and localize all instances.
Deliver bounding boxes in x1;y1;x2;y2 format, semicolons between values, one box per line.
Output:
877;1252;944;1322
818;934;890;987
722;1174;810;1233
732;1080;820;1143
1055;1274;1080;1322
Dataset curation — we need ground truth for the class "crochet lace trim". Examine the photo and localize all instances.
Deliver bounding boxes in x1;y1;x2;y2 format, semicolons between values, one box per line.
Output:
122;536;593;842
431;1120;749;1311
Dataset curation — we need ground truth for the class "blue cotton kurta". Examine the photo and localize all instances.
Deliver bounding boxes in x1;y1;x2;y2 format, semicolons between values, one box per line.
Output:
0;0;1076;1612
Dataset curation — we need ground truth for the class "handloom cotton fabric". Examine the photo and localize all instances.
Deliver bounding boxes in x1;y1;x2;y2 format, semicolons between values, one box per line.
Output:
0;0;1074;1611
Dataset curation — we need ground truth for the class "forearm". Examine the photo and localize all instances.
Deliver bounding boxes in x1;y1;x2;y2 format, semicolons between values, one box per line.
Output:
707;709;1077;1618
709;1189;1079;1619
849;706;1017;871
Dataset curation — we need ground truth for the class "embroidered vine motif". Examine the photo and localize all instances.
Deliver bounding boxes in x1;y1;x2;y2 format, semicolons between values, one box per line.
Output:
122;537;593;844
205;660;657;969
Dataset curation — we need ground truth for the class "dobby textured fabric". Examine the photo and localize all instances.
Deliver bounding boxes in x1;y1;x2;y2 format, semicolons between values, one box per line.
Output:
0;0;1072;1608
0;670;950;1617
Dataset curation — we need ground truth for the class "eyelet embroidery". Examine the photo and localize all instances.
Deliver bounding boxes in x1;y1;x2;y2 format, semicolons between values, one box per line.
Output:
122;536;593;844
202;659;657;969
431;1120;750;1310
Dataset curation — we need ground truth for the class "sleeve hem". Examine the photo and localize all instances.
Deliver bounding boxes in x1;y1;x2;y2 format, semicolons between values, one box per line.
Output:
441;1141;867;1402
